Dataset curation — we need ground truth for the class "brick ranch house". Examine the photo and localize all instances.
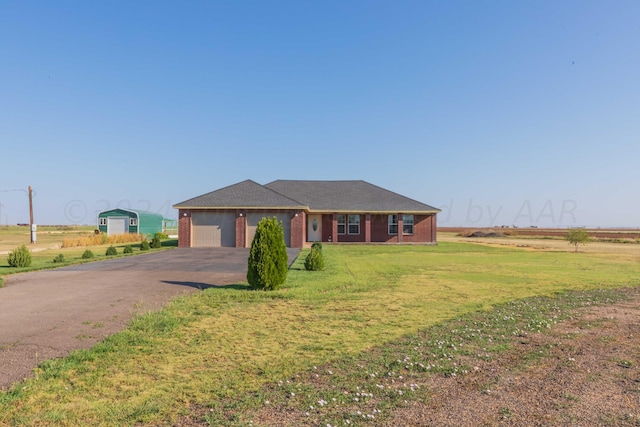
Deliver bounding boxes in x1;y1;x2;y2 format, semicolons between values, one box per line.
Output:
173;179;441;248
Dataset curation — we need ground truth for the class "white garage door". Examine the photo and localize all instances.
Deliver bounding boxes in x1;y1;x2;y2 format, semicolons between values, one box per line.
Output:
191;212;236;247
107;217;128;236
246;213;291;247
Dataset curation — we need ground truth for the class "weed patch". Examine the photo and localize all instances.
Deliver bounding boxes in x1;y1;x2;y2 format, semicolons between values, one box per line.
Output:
204;288;636;426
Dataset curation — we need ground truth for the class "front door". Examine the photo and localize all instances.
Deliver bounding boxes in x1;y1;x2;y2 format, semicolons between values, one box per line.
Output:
307;214;322;242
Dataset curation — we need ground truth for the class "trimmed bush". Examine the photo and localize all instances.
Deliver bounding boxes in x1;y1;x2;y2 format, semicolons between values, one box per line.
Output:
81;249;94;259
304;246;325;271
123;245;133;254
311;241;323;252
154;232;169;240
247;217;289;290
7;245;32;268
151;235;162;248
105;246;117;256
140;240;150;251
53;253;66;263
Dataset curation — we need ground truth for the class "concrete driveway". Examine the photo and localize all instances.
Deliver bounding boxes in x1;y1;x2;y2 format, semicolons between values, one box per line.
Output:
0;247;300;390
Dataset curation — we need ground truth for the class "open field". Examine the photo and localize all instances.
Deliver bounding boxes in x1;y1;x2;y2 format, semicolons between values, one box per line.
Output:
439;226;640;240
0;225;95;254
1;240;639;425
439;231;640;257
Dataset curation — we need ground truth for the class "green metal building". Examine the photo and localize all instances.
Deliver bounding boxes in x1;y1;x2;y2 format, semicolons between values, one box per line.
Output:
97;209;163;236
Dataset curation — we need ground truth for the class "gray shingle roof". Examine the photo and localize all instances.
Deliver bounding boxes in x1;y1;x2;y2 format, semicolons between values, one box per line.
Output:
266;180;440;213
173;179;305;209
174;179;440;213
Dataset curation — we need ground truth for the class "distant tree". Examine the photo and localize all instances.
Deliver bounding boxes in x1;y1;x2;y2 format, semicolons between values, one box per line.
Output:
247;217;288;290
566;228;590;252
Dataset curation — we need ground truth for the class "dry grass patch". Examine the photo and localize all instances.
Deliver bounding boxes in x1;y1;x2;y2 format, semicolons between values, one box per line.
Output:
62;233;145;248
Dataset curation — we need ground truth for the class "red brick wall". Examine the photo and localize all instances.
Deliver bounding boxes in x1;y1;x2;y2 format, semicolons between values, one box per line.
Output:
181;209;437;248
370;214;437;243
371;214;395;243
290;211;305;248
235;212;246;248
178;209;191;247
402;214;433;243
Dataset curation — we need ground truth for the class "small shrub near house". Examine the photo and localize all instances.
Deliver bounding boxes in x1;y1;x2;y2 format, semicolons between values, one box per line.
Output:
105;246;118;256
311;241;323;252
304;246;325;271
123;245;133;254
53;253;66;263
81;249;94;259
7;245;32;268
247;217;289;290
154;232;169;240
140;240;150;251
151;235;162;249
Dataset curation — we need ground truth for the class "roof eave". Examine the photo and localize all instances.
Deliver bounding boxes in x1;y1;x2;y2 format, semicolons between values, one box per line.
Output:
173;205;308;210
307;209;442;214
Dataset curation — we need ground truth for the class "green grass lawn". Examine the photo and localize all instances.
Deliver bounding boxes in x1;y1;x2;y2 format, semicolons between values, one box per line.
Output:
1;242;639;425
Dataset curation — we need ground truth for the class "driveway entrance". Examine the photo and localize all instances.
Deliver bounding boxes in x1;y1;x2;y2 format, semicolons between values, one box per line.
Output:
0;247;300;389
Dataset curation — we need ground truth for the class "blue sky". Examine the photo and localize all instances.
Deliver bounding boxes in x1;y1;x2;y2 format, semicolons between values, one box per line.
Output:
1;1;638;227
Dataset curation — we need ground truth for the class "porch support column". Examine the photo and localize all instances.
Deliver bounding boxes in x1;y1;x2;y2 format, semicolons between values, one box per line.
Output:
365;213;371;243
432;214;437;243
397;213;403;243
331;213;338;243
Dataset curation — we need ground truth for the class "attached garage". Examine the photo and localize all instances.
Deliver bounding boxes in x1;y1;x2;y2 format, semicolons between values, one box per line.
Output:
246;212;291;247
191;211;236;247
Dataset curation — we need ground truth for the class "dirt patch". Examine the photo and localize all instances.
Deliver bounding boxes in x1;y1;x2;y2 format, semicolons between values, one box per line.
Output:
386;298;640;426
465;231;505;238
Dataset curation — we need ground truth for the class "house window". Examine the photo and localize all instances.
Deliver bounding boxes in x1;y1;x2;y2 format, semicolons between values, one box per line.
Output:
99;217;106;226
129;217;138;226
348;214;360;235
403;214;414;235
337;214;346;235
388;215;398;235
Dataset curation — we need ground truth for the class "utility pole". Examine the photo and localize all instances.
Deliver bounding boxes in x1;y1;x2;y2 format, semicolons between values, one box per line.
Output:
29;186;35;244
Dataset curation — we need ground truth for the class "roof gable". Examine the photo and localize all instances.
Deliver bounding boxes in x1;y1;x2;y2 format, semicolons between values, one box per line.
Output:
265;180;440;213
173;179;305;209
